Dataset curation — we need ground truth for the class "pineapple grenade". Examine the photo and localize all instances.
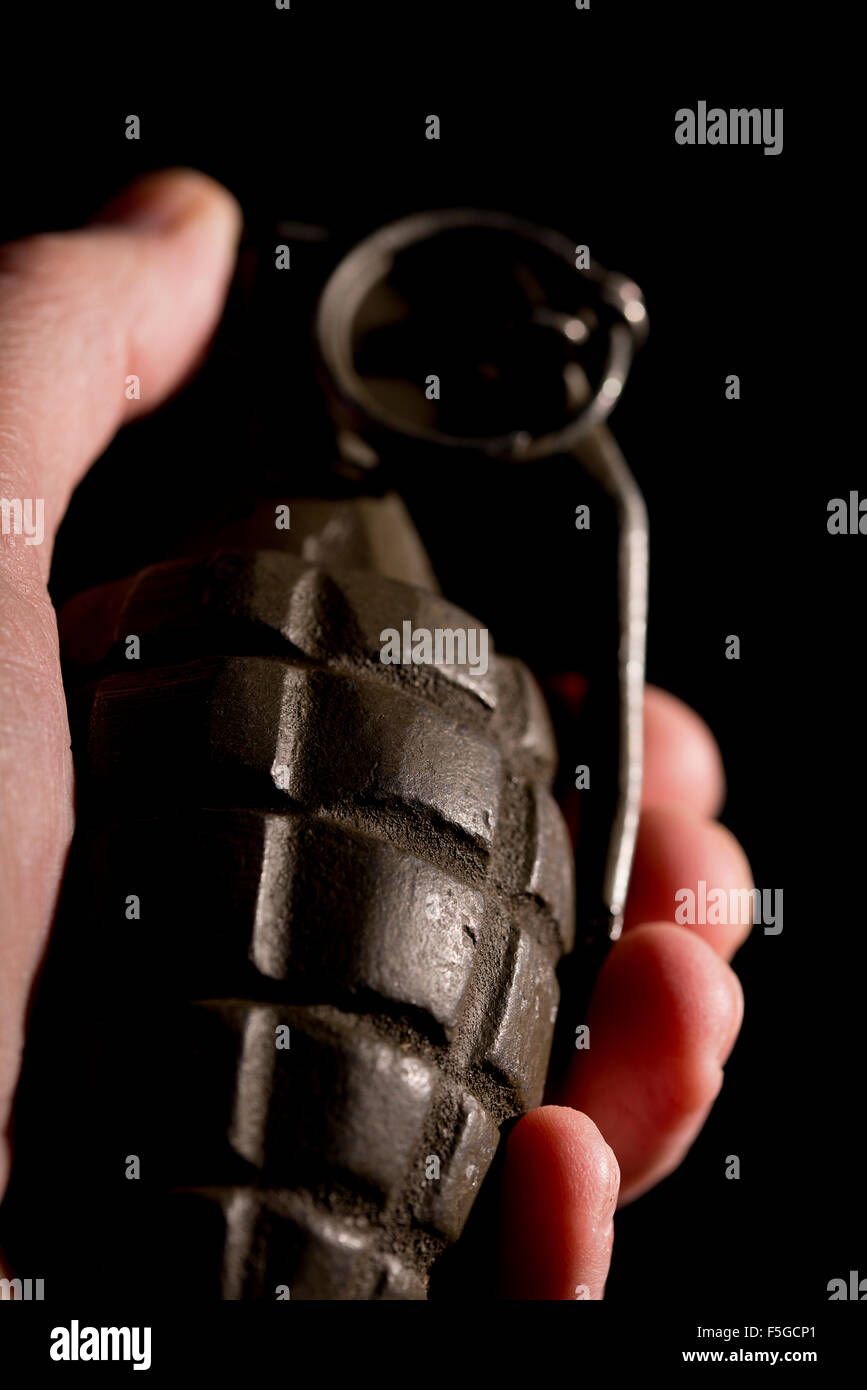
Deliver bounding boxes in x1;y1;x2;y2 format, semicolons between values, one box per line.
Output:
0;211;648;1299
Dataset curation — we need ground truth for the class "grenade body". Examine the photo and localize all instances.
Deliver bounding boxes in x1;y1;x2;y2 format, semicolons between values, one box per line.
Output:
2;494;575;1299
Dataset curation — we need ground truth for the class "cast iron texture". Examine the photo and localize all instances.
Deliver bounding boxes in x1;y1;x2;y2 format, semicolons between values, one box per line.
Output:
4;517;574;1299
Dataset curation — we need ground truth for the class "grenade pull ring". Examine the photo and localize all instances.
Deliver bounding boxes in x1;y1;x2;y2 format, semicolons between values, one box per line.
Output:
315;208;650;942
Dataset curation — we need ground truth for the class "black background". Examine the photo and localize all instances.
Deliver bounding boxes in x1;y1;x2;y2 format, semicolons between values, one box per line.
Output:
0;2;858;1321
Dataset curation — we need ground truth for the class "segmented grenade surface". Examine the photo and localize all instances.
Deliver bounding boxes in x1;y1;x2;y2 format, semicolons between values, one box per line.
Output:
57;549;575;1299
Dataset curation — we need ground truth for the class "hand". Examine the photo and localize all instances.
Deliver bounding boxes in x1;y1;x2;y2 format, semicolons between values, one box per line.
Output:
0;172;750;1300
499;680;750;1298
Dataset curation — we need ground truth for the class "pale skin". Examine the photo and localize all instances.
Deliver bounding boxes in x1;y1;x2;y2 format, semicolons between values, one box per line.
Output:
0;170;752;1298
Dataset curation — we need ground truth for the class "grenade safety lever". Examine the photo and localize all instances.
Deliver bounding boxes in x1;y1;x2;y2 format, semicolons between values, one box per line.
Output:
315;209;649;945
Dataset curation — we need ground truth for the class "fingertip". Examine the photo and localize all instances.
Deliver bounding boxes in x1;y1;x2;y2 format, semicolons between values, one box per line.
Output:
507;1105;620;1202
643;685;727;816
501;1106;619;1300
626;804;754;958
93;167;243;242
564;923;744;1203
